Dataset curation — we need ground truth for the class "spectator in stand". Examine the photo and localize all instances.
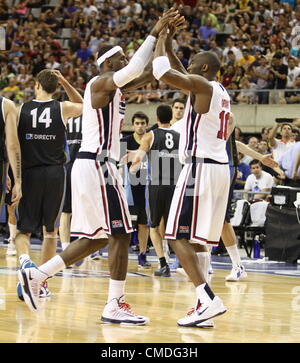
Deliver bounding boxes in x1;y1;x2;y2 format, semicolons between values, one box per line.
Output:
236;76;257;104
76;41;93;63
221;65;236;88
286;57;300;89
223;36;242;63
253;55;271;104
236;48;256;71
258;140;270;155
199;18;217;42
268;122;295;162
242;136;259;165
269;52;288;104
209;39;223;60
68;30;82;54
235;152;251;191
244;160;275;200
278;133;300;187
260;127;271;142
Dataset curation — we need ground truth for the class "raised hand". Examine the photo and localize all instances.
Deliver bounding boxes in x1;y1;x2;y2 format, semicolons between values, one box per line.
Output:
150;7;180;38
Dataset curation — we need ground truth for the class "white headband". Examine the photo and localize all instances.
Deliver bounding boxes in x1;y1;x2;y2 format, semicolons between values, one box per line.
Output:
97;46;122;67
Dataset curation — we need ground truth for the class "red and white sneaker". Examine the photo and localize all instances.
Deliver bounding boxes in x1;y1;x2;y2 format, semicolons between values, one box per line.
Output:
177;296;226;327
101;296;149;326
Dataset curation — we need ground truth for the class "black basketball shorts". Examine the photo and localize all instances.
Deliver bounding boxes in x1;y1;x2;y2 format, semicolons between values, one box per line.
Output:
17;165;66;233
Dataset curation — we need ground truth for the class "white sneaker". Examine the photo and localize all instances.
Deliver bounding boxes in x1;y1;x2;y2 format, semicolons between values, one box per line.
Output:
6;240;16;256
101;296;149;326
196;319;215;328
18;267;48;312
177;296;226;327
226;265;247;282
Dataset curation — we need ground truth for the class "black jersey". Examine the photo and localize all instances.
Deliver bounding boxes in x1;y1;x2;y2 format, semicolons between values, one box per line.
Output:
66;115;82;163
0;97;5;162
18;99;66;169
149;127;181;186
121;133;148;206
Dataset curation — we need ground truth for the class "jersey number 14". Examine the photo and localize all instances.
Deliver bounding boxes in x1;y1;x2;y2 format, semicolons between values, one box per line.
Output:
30;107;52;129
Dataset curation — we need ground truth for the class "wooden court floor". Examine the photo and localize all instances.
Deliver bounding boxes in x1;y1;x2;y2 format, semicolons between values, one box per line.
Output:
0;248;300;343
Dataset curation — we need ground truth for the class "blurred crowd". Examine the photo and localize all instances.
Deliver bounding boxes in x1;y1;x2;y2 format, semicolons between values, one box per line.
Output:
1;0;300;104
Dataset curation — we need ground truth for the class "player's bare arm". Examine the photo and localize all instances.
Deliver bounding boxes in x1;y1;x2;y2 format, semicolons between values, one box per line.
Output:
153;27;212;114
165;20;187;75
236;140;278;169
130;132;153;174
4;98;22;206
52;70;83;123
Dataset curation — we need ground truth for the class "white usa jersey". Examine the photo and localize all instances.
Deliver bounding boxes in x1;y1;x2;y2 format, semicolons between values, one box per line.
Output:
80;76;126;161
179;81;231;164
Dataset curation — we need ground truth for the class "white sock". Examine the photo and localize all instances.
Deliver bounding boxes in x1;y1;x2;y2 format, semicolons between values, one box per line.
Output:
196;282;215;306
19;254;30;267
61;242;70;251
9;223;17;240
162;239;170;262
197;252;209;282
226;244;241;268
107;279;126;303
38;255;66;277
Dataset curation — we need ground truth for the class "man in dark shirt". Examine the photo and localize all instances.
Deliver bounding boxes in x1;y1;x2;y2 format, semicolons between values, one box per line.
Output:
121;111;151;269
269;52;288;104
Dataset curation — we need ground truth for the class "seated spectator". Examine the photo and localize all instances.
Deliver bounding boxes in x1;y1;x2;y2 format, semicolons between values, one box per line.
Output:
258;140;270;155
236;48;256;71
242;136;259;165
16;65;32;84
199;18;217;42
76;41;93;63
221;65;236;88
235;152;251;190
2;76;20;100
244;159;274;200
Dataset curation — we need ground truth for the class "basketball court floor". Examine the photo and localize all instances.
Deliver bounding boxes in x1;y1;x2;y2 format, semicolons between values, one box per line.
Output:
0;240;300;343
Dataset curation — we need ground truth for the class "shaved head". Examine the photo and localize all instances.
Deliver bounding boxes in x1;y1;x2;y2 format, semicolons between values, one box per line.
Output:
188;51;221;80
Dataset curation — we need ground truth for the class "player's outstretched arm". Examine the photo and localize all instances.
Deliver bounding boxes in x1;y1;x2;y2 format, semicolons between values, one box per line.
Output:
91;8;180;108
52;70;83;123
129;132;153;174
153;27;212;113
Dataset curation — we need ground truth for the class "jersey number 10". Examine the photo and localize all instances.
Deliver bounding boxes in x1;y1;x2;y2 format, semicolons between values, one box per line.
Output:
217;111;230;140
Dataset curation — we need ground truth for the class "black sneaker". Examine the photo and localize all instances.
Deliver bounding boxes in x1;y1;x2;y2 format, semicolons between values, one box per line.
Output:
154;265;171;277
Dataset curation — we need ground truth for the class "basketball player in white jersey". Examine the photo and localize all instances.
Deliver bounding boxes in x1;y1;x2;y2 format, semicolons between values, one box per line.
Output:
152;26;232;327
18;9;182;325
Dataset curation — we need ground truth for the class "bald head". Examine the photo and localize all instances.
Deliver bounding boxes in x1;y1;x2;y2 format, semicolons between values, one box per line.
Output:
188;51;221;80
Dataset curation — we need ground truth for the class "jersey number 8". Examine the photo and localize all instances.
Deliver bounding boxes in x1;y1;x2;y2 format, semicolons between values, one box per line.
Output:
165;132;174;149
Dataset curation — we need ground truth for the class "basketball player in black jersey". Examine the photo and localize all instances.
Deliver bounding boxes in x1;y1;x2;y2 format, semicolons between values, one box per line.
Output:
130;104;181;277
59;114;83;252
16;69;83;296
121;111;151;269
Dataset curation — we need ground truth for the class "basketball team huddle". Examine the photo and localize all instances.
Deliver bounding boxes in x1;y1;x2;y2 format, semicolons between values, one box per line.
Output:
3;7;278;329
